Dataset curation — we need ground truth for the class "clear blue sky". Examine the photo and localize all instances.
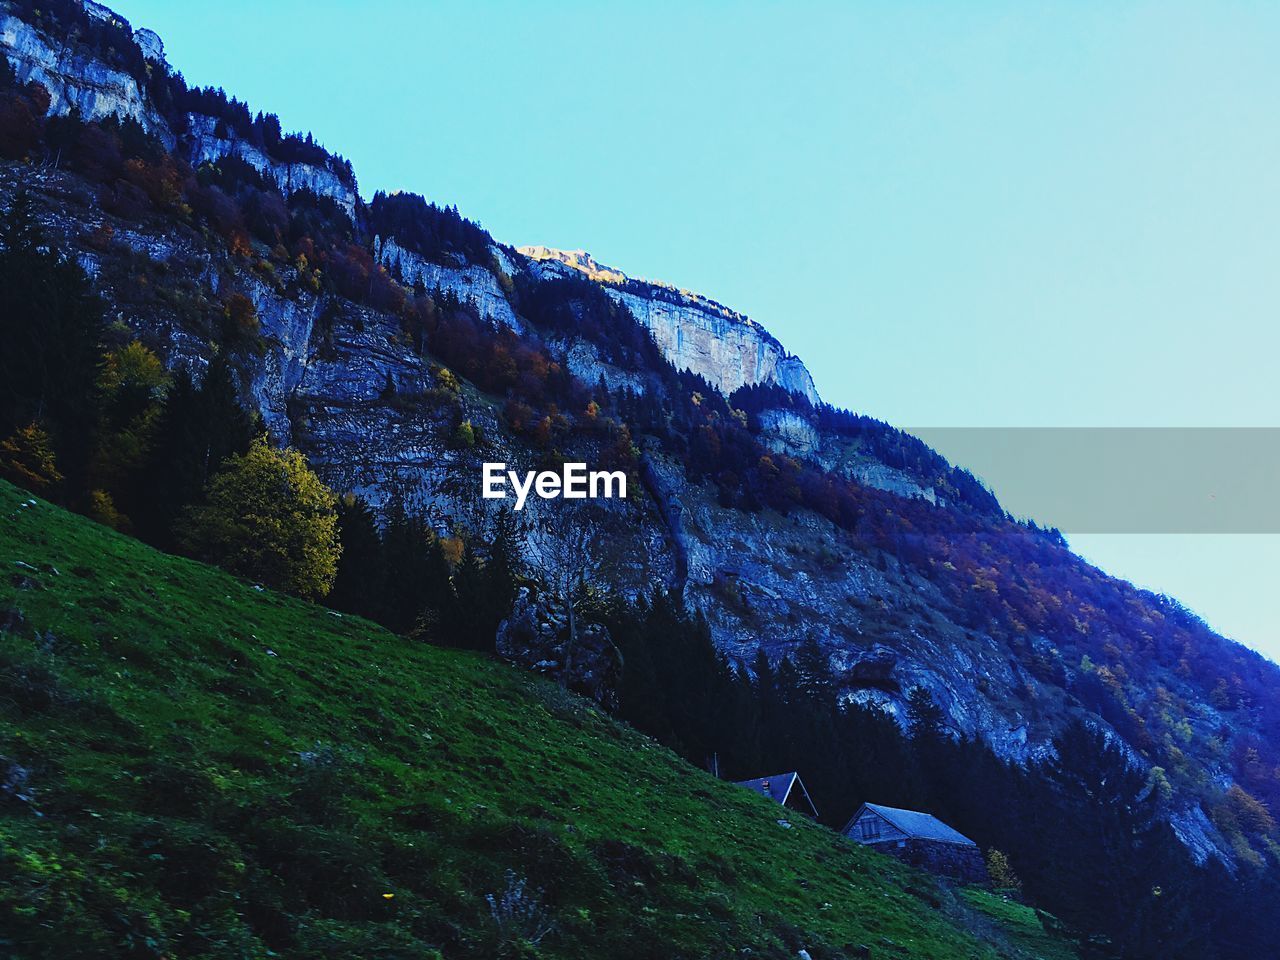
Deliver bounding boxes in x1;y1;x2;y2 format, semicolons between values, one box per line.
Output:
112;1;1280;660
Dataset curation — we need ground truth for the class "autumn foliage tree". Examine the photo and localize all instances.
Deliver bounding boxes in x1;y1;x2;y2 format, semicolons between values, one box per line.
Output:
0;423;63;495
179;438;341;598
90;341;170;522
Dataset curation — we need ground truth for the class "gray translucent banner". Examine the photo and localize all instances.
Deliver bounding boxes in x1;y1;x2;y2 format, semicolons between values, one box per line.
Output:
908;428;1280;534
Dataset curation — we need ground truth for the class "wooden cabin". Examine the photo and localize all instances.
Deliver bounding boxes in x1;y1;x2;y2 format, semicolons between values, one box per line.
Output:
842;802;987;883
733;772;819;818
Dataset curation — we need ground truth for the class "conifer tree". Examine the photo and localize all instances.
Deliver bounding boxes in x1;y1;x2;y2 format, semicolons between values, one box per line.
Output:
1033;721;1168;950
444;545;492;651
794;636;835;701
329;493;385;619
132;357;256;547
379;502;453;636
906;686;947;740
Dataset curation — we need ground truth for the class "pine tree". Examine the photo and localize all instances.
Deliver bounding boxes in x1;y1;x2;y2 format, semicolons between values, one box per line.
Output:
200;354;257;470
131;368;203;546
906;686;946;740
751;649;775;700
613;596;676;745
1033;721;1168;953
328;493;385;620
444;544;491;650
379;502;455;638
131;357;255;548
485;507;521;611
794;636;834;701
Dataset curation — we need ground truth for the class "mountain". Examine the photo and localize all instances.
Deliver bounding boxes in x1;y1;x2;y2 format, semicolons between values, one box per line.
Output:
3;0;1280;948
0;478;1085;959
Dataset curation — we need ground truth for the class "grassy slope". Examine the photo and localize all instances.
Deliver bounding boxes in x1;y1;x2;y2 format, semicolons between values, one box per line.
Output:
0;479;1074;960
958;890;1079;960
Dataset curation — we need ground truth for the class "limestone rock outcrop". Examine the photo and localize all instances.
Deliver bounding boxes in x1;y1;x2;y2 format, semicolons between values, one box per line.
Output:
521;247;819;404
1;13;173;145
186;114;359;219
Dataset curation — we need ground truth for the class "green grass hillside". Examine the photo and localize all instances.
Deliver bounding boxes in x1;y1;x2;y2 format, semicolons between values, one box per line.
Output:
0;479;1074;960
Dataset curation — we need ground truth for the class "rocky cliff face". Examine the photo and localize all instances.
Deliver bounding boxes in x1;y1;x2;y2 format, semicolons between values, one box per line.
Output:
185;114;358;219
374;236;524;331
521;246;820;404
1;11;173;145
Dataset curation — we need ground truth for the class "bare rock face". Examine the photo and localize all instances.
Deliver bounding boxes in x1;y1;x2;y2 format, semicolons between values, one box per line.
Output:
521;247;819;404
186;114;358;219
610;283;818;403
132;28;164;64
517;246;627;284
375;237;523;332
496;587;622;711
759;408;821;458
1;13;174;147
1;12;349;213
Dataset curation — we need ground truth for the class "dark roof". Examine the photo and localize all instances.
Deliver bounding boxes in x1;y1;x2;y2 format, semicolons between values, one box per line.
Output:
846;803;977;846
733;772;819;817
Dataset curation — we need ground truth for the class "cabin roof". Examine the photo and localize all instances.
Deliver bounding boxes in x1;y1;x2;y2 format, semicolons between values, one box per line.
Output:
847;802;977;846
733;772;819;817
